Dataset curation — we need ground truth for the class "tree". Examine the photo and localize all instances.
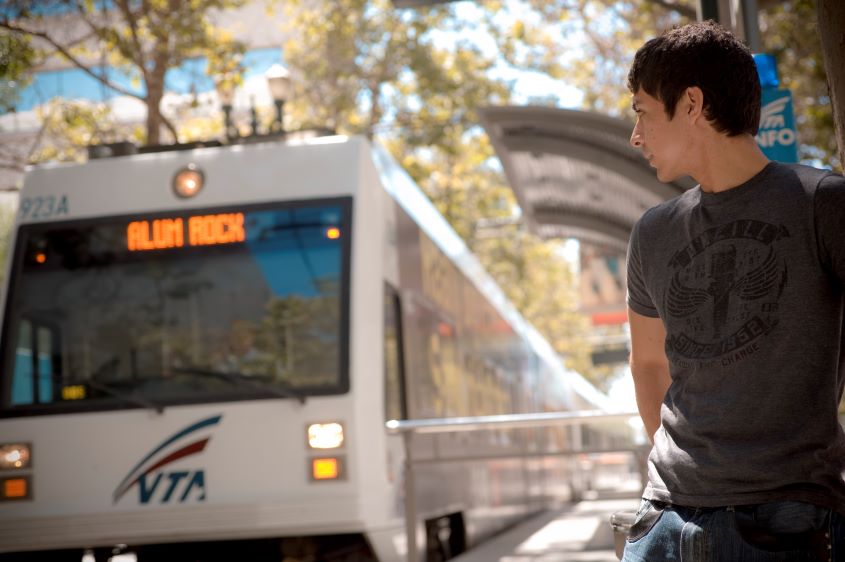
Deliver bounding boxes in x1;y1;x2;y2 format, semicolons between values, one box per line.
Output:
0;29;34;113
0;29;36;177
0;0;247;146
0;201;14;292
758;0;840;169
817;0;845;169
281;0;601;382
495;0;693;114
491;0;840;169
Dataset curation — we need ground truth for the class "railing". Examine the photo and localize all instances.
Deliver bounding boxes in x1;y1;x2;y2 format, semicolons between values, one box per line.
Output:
385;410;644;562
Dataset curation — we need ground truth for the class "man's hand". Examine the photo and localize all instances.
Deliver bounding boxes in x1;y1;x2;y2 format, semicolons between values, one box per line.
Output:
628;307;671;443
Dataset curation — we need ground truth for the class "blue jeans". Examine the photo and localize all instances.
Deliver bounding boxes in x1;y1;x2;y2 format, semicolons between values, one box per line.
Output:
622;499;845;561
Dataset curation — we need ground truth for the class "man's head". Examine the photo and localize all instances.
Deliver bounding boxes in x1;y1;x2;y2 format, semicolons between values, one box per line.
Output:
627;21;760;137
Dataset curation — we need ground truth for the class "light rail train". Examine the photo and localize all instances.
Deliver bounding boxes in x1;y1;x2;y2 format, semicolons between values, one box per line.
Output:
0;134;621;561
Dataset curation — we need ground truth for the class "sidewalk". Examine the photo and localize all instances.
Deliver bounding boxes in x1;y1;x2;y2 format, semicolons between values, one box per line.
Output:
453;495;639;562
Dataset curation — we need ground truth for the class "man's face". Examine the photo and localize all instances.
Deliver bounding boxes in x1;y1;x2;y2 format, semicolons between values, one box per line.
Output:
629;89;691;182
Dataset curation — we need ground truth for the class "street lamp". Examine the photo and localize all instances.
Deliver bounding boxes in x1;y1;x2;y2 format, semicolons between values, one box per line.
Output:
265;64;292;134
215;78;236;141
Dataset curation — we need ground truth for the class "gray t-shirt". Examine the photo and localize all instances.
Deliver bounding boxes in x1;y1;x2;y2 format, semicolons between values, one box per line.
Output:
627;161;845;512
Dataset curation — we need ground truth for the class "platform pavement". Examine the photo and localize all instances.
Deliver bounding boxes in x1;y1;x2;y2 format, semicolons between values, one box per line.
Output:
452;494;641;562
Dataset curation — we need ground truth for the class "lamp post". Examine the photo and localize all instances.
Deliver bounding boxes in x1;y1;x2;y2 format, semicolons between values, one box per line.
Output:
265;64;292;134
215;79;236;141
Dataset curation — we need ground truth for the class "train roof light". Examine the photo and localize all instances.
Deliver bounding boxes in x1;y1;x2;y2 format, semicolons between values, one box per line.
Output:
173;164;204;199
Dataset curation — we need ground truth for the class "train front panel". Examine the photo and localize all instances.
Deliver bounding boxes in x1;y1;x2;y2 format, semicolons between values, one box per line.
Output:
0;136;398;558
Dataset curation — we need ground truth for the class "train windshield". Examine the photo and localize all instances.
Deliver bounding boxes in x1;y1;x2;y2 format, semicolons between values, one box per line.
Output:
1;199;351;415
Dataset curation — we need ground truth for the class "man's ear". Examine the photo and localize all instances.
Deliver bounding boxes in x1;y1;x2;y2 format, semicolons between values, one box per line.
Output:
684;86;705;121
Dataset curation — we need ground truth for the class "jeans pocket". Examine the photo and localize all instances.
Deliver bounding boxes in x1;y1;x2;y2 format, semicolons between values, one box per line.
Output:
627;499;666;543
734;503;831;558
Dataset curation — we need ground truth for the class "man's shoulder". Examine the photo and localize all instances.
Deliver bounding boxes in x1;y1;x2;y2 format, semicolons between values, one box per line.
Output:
634;189;696;232
774;162;843;191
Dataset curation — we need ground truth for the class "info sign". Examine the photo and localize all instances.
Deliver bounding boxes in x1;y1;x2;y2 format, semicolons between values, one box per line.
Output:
755;89;799;163
753;53;799;163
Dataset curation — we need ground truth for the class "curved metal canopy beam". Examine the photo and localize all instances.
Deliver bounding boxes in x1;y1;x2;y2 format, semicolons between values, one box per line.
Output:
479;105;695;250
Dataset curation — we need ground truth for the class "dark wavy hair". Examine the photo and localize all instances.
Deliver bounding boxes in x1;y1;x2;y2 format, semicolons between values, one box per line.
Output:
627;21;761;136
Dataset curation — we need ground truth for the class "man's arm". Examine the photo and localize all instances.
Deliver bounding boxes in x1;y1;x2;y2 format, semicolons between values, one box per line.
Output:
628;307;671;443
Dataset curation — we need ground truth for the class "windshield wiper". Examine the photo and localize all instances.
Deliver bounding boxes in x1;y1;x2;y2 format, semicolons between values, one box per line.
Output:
173;367;307;405
88;357;165;414
86;378;165;414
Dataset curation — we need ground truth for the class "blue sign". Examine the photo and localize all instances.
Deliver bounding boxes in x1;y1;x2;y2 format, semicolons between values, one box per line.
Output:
755;88;798;163
753;54;779;89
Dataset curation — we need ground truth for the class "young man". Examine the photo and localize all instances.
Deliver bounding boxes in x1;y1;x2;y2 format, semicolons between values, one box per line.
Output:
624;21;845;561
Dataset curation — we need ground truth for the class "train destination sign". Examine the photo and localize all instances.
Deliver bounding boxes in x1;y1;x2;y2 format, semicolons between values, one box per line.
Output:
127;212;246;251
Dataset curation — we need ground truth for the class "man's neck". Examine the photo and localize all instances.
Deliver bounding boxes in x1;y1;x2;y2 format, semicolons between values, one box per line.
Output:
692;134;770;194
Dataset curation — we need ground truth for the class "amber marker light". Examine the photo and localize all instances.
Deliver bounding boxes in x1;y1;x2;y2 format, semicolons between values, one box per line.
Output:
326;227;341;240
35;253;46;264
3;478;27;498
312;458;339;480
172;164;204;198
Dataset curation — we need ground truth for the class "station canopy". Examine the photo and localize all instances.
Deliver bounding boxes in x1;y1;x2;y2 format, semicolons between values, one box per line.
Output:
479;106;695;253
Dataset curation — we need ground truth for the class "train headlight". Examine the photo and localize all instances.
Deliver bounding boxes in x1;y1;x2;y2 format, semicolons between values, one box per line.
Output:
172;164;204;199
0;443;31;470
307;422;344;449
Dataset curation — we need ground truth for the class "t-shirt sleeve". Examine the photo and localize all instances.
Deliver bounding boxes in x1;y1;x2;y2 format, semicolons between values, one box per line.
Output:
626;218;660;318
814;173;845;285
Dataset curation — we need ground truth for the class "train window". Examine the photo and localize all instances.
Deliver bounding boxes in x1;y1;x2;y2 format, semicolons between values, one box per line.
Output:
0;198;352;415
402;295;465;419
384;285;407;421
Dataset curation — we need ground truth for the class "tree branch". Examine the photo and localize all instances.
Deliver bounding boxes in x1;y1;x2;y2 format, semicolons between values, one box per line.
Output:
642;0;697;19
160;111;179;142
0;21;144;101
25;105;56;163
0;161;26;173
113;0;149;74
576;0;614;60
75;0;145;76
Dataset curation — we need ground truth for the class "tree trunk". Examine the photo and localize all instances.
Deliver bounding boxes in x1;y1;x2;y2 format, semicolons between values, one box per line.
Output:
818;0;845;171
145;79;164;147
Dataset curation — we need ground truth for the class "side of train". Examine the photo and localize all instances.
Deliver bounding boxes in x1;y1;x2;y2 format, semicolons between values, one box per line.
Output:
0;135;617;561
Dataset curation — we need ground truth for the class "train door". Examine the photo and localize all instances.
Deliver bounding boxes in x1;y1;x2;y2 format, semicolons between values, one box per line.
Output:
384;283;407;422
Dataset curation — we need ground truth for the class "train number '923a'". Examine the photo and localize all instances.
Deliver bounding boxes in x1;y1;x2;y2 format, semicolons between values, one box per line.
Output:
19;195;69;221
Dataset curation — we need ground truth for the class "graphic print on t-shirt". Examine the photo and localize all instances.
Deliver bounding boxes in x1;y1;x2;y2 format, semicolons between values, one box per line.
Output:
664;220;789;363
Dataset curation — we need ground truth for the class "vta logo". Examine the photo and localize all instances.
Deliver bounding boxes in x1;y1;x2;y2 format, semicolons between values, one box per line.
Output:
113;414;222;505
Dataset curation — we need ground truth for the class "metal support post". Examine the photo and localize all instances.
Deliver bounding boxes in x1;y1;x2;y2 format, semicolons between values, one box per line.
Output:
699;0;761;53
699;0;719;21
250;100;259;136
403;431;418;562
273;99;286;134
741;0;762;52
222;105;234;141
